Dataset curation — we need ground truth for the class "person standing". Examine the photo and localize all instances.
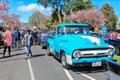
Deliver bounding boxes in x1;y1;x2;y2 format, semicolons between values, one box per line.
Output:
21;30;26;46
3;27;14;58
13;28;18;48
24;30;33;59
17;29;21;49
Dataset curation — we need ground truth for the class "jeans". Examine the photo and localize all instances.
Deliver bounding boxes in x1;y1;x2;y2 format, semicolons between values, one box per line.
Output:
26;45;32;57
13;39;17;47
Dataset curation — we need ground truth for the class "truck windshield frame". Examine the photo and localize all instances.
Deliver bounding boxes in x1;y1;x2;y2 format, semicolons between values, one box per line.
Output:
61;26;90;35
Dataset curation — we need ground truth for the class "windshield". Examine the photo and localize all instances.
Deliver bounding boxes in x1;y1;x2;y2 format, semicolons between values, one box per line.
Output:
62;26;90;35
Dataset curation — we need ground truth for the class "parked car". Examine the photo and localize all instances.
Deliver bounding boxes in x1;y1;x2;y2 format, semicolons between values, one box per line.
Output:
47;23;115;69
107;39;120;55
38;31;55;49
90;31;120;55
38;31;48;49
107;60;120;80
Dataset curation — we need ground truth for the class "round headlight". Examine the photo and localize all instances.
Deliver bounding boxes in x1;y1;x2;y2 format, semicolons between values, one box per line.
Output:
73;50;81;60
108;49;114;56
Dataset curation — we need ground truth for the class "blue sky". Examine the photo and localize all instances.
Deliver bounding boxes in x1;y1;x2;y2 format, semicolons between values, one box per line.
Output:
7;0;120;23
8;0;52;23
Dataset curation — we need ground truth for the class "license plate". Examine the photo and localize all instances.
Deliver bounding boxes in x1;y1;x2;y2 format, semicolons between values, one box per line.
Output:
92;61;101;67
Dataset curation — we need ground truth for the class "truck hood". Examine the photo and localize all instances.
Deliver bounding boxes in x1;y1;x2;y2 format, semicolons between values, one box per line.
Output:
61;35;109;49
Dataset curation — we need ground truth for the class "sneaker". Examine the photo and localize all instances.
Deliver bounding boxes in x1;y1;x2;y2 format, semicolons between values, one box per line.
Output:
30;54;33;57
25;56;28;60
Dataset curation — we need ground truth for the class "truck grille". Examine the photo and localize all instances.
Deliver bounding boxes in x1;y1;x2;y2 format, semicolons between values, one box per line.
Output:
82;53;108;57
77;48;109;58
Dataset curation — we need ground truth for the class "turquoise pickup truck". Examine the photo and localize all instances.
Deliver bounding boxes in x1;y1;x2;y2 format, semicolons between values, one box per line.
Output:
47;23;115;69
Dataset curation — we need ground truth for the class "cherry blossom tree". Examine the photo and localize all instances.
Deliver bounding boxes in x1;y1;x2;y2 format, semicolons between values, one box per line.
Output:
0;13;23;28
0;0;24;28
0;0;9;11
8;14;24;28
70;9;106;28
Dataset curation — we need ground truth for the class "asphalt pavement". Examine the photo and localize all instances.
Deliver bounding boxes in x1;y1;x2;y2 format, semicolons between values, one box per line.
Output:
0;45;110;80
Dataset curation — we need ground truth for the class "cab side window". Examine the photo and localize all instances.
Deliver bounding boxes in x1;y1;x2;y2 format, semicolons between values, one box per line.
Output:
57;27;61;34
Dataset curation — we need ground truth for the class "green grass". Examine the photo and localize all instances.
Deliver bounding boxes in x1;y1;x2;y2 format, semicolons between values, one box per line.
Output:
114;55;120;63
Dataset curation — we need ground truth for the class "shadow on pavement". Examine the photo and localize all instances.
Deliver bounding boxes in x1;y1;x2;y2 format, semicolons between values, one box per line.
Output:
31;53;46;58
12;52;25;56
70;66;107;74
0;53;46;62
12;48;24;51
0;52;25;62
0;48;24;55
0;57;25;63
0;52;25;57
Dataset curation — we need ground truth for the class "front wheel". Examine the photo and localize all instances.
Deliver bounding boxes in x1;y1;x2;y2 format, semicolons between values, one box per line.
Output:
61;52;71;70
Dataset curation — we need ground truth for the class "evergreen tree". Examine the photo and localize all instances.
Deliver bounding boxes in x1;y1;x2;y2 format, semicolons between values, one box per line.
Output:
37;0;70;23
72;0;85;11
65;0;93;15
85;0;93;10
102;3;118;30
